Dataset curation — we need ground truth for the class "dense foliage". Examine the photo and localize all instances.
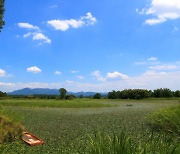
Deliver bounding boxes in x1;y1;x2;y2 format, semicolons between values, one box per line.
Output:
153;88;173;98
93;93;101;99
59;88;67;99
0;91;7;97
108;88;180;99
108;89;151;99
0;0;5;31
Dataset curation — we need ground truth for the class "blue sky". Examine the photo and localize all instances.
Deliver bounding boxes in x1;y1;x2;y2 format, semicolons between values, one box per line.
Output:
0;0;180;92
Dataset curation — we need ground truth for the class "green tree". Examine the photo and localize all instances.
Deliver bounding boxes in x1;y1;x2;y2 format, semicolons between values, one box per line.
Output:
153;88;172;98
108;90;118;99
59;88;67;99
93;93;101;99
79;94;83;98
0;0;5;31
174;90;180;97
0;91;7;97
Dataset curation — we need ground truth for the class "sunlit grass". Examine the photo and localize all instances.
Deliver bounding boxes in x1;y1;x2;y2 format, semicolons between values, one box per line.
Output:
0;107;23;144
0;99;112;108
146;105;180;134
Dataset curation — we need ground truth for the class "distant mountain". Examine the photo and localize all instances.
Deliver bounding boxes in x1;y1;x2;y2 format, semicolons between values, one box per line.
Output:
8;88;107;97
8;88;59;95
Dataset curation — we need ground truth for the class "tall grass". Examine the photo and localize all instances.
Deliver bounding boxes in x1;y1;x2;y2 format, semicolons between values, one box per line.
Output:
0;106;23;143
146;105;180;134
87;131;180;154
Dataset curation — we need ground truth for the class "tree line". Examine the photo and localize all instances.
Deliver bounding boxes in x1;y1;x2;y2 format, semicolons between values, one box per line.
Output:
0;88;180;100
108;88;180;99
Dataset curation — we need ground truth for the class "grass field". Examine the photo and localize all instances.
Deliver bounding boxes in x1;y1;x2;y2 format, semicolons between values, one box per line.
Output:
0;98;179;153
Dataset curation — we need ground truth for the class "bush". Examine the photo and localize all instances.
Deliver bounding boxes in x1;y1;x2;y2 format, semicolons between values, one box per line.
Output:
66;94;76;100
0;91;7;97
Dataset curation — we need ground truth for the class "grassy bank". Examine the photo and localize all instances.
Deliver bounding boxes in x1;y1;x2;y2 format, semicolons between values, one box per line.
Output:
147;104;180;134
0;106;23;144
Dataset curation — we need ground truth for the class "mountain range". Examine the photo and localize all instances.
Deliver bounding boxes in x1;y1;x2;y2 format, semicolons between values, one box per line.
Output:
8;88;107;97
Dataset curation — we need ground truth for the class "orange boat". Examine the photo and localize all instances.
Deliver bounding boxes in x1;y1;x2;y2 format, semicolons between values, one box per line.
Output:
22;132;44;146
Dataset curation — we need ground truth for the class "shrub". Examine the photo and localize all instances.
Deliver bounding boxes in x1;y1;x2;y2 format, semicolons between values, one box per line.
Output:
66;94;76;100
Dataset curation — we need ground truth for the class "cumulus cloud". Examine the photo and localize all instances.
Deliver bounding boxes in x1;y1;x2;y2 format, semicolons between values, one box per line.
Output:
137;0;180;25
0;69;6;77
47;12;97;31
55;71;62;75
107;71;129;80
18;23;40;30
18;23;51;45
27;66;42;73
91;71;128;81
33;33;51;44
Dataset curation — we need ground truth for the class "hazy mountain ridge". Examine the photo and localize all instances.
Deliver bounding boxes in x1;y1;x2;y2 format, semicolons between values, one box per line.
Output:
8;88;107;97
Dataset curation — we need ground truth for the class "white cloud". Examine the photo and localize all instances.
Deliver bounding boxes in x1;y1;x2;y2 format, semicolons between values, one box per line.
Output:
149;65;177;70
76;75;84;80
91;70;129;82
47;12;97;31
91;70;106;82
107;71;129;80
33;33;51;44
148;57;158;61
23;32;33;38
138;0;180;25
18;23;40;30
18;23;51;45
55;71;62;75
27;66;42;73
0;69;6;77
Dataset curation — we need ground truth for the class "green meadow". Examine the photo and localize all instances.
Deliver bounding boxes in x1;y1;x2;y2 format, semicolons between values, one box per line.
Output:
0;98;180;153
